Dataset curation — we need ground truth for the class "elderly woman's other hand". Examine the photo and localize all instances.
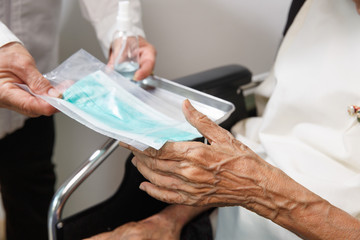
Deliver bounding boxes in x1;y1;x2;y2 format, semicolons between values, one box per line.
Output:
84;205;209;240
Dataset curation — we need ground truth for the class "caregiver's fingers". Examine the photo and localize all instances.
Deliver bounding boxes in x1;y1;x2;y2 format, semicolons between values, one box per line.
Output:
133;59;153;81
107;38;125;68
0;83;57;117
133;37;156;81
353;0;360;14
182;99;234;145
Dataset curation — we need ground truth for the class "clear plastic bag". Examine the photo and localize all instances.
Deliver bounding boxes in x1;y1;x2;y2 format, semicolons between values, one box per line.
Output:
23;49;201;150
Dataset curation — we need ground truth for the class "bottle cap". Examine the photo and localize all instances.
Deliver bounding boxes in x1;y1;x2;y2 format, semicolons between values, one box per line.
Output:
117;0;131;31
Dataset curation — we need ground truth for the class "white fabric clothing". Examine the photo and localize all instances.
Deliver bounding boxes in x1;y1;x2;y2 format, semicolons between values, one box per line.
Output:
0;0;144;139
0;22;21;47
0;0;61;139
216;0;360;239
80;0;145;58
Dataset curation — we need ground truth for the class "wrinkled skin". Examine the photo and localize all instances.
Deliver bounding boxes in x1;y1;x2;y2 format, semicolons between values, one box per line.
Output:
122;99;274;208
0;42;60;117
120;100;360;240
86;216;179;240
89;2;360;239
107;36;156;81
85;205;208;240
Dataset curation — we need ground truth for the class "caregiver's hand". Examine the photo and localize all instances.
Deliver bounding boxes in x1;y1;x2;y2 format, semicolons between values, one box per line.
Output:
108;36;156;81
0;42;59;117
354;0;360;14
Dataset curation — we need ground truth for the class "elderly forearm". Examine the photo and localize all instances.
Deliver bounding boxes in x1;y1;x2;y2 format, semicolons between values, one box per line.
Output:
221;161;360;240
129;100;360;239
265;169;360;240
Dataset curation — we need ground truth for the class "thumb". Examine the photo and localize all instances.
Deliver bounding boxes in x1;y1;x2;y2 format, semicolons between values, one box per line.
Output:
24;68;60;98
182;99;233;144
133;59;153;81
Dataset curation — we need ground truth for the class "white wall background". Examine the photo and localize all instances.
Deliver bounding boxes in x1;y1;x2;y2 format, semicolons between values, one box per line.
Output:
0;0;292;232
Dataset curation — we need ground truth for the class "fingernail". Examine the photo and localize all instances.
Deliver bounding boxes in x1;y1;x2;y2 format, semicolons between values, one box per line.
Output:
48;88;62;98
133;73;139;81
131;157;137;166
139;183;145;191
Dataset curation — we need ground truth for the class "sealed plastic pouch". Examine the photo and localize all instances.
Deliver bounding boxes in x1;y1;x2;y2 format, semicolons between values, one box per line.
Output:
28;50;201;150
19;49;234;150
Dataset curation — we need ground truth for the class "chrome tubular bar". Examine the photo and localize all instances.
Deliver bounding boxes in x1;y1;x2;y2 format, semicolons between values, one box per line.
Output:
48;138;119;240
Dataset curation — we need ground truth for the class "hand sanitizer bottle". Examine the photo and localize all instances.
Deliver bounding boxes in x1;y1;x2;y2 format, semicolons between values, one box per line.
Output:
113;0;139;80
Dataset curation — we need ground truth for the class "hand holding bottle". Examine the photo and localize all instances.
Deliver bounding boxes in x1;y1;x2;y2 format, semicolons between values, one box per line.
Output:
107;0;156;81
108;36;156;81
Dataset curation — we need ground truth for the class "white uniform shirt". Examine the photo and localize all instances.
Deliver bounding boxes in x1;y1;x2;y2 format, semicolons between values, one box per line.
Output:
216;0;360;239
0;0;144;139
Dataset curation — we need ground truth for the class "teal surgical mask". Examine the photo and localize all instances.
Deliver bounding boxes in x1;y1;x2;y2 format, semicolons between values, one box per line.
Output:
30;50;233;150
61;70;201;149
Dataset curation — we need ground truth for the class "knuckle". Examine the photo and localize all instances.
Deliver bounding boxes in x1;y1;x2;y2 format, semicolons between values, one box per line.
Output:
169;182;180;190
42;105;56;116
11;53;34;70
147;157;157;170
147;173;157;185
149;44;157;56
29;76;50;93
174;192;187;204
181;166;201;180
146;147;158;158
194;146;208;158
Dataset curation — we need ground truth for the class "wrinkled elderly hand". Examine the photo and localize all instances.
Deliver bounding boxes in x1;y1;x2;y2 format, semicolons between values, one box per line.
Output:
121;99;277;208
354;0;360;14
121;100;360;239
84;205;200;240
0;42;59;117
108;36;156;81
85;219;179;240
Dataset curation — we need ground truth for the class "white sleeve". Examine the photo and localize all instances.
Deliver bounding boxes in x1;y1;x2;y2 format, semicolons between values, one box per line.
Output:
79;0;145;58
0;21;22;48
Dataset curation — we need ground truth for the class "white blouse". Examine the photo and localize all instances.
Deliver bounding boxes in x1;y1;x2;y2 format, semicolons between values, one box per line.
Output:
216;0;360;239
0;0;145;139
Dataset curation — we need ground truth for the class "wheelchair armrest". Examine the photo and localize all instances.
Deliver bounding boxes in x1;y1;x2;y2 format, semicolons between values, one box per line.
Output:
173;64;252;90
174;64;253;131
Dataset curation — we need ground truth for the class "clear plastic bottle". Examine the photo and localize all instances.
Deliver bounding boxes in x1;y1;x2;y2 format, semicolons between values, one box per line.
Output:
113;0;139;80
